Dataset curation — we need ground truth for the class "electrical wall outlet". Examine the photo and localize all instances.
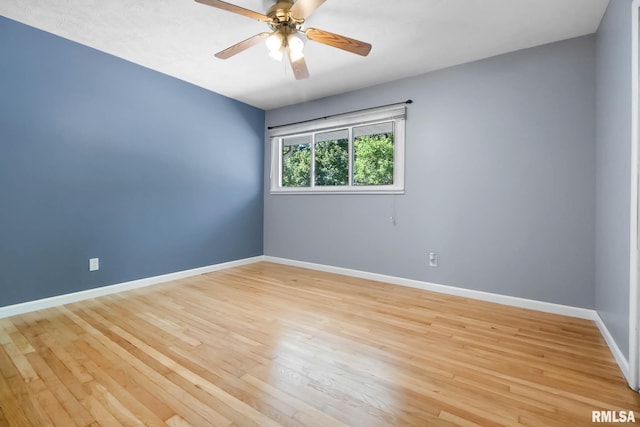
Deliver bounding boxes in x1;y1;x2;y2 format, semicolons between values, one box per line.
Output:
89;258;100;272
428;252;438;268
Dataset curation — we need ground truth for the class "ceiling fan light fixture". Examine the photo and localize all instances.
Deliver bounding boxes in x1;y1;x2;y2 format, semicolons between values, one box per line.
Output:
287;33;304;62
266;32;285;58
269;46;284;61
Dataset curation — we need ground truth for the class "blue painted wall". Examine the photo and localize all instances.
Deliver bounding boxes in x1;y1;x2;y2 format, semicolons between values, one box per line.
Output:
595;0;633;358
265;35;597;309
0;17;265;306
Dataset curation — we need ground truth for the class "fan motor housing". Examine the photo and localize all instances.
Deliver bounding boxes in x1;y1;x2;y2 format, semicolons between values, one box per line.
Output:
267;0;303;28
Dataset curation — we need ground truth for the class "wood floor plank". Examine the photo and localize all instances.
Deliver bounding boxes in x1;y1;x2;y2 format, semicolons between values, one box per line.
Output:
2;336;38;383
24;351;95;426
166;414;193;427
1;262;638;426
241;373;349;427
0;368;36;427
30;388;79;427
81;394;123;427
60;306;232;427
75;339;175;423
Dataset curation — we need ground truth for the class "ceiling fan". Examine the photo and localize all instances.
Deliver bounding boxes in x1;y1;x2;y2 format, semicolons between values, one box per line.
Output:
195;0;372;80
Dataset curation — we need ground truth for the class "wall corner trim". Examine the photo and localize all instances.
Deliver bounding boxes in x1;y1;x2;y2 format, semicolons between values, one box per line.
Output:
0;256;266;319
629;0;640;392
595;312;633;386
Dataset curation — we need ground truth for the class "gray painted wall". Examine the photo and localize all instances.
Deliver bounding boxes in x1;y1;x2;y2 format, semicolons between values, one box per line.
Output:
595;0;633;357
0;17;265;307
265;36;597;309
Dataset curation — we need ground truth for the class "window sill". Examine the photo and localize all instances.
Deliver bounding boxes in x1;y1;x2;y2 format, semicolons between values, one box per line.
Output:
270;187;405;195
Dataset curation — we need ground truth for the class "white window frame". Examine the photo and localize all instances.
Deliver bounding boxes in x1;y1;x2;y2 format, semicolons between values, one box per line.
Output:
269;104;406;194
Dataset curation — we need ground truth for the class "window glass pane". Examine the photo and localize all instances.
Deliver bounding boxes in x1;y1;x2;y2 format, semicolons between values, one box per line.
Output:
315;129;349;186
282;135;312;187
353;122;394;186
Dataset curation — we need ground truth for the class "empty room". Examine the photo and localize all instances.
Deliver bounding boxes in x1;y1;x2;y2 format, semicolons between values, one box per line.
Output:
2;0;640;425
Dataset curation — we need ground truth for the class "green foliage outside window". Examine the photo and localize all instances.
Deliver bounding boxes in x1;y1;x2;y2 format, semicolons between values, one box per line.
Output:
282;145;311;187
282;133;394;187
354;133;394;186
315;140;348;186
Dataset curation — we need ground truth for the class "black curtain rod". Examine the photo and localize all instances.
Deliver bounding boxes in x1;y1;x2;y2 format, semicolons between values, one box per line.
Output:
267;100;413;130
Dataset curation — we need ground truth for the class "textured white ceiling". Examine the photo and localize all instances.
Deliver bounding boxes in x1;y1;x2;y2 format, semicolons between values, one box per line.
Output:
1;0;609;110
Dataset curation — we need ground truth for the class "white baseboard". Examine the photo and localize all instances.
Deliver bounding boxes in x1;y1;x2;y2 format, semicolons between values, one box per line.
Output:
594;313;632;386
263;256;596;320
0;255;596;322
0;256;265;319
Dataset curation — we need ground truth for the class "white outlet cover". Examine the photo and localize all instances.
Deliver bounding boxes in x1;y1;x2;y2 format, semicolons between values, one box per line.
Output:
429;253;438;267
89;258;100;272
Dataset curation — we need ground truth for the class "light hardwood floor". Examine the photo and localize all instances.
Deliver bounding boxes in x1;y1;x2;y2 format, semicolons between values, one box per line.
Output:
1;262;638;426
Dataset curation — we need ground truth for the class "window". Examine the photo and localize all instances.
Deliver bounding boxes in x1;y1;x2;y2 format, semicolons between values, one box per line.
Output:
270;104;406;194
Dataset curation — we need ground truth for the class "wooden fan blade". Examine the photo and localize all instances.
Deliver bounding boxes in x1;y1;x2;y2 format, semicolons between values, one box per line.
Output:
286;47;310;80
195;0;271;22
305;28;372;56
215;32;270;59
290;0;326;20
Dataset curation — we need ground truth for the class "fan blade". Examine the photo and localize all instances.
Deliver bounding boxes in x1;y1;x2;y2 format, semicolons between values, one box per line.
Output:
305;28;372;56
286;47;310;80
290;0;326;20
195;0;271;22
215;32;270;59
